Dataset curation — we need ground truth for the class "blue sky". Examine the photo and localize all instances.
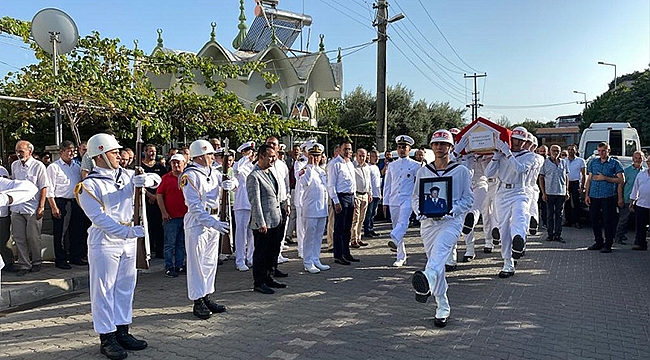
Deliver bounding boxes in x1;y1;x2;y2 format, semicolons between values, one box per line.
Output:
1;0;648;125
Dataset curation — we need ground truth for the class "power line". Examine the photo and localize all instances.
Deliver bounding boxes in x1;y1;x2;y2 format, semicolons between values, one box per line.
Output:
416;0;480;73
339;42;374;58
483;101;576;109
330;0;373;22
323;41;375;55
0;59;21;71
318;0;375;31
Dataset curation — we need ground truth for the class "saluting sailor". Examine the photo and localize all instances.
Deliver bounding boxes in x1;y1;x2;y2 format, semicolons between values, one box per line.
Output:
410;130;473;328
384;135;421;267
179;140;235;320
293;139;315;259
299;142;331;273
233;141;256;272
75;133;161;360
484;126;537;278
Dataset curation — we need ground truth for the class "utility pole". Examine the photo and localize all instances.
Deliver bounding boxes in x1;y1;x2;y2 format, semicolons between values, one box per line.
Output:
375;0;388;152
464;73;486;121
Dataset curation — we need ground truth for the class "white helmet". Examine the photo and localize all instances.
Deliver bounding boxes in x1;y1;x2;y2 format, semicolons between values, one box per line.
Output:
189;139;215;158
430;129;455;145
449;127;461;135
511;126;529;141
87;133;121;158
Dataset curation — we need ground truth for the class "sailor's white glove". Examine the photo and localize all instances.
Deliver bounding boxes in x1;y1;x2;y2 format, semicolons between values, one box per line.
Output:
221;179;236;191
455;136;469;154
0;193;9;207
210;215;230;234
416;214;428;221
133;174;148;187
128;225;145;238
497;140;512;157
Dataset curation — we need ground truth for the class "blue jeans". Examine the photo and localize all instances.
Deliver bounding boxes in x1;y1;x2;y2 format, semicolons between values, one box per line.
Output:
164;218;186;270
363;197;380;234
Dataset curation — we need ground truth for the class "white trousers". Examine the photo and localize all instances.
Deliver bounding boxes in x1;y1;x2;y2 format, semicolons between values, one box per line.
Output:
526;187;540;229
482;182;499;248
234;209;254;267
88;239;137;334
494;190;528;261
389;204;410;261
421;217;462;297
464;184;488;257
296;205;306;258
185;225;220;300
303;217;326;268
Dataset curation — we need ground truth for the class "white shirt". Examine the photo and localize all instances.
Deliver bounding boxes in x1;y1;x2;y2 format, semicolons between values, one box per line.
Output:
485;150;536;194
10;157;49;215
180;163;225;229
293;155;308;207
327;157;356;204
299;164;329;218
368;163;382;198
270;159;290;204
566;156;586;183
383;156;420;207
0;173;38;217
0;166;9;217
354;161;371;194
411;161;474;218
233;156;255;211
630;170;650;209
47;158;82;199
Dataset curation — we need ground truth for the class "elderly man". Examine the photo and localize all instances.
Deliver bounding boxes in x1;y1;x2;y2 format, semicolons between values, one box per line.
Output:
363;150;382;238
351;148;371;249
629;155;650;250
615;150;644;244
156;154;188;278
564;144;586;228
76;133;160;359
539;145;569;243
11;140;49;276
585;142;624;253
46;140;84;269
180;140;233;319
384;135;421;267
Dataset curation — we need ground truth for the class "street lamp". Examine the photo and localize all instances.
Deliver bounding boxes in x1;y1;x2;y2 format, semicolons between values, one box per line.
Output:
597;61;617;89
573;90;587;110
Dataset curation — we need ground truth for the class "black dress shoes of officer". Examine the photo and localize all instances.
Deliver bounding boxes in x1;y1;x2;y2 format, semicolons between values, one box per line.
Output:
266;279;287;288
203;294;226;313
115;325;147;351
254;284;275;294
334;257;351;265
193;298;212;319
99;332;127;360
56;262;72;270
273;269;288;278
344;255;360;262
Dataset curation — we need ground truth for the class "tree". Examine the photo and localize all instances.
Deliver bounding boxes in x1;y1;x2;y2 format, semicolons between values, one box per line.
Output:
511;118;556;134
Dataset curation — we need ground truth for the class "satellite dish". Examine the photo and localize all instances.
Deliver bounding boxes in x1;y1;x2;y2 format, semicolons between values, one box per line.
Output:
31;8;78;55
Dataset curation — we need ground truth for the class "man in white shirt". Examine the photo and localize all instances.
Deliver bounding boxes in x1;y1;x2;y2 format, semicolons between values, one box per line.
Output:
364;150;382;238
564;144;586;228
11;140;49;276
47;140;85;269
351;148;371;248
265;136;291;277
327;141;358;265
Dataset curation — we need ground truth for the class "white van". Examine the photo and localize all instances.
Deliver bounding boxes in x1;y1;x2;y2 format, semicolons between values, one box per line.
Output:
578;122;641;160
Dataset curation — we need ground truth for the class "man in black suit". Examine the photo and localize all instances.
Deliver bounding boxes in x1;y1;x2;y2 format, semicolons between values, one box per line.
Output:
423;186;447;215
246;144;286;294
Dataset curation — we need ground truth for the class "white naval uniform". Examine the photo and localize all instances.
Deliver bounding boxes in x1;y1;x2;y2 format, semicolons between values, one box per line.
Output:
383;156;421;262
233;156;255;268
482;176;500;250
462;154;491;258
76;167;160;334
299;163;329;269
180;163;234;301
525;154;544;232
485;148;537;271
411;161;473;318
293;156;308;258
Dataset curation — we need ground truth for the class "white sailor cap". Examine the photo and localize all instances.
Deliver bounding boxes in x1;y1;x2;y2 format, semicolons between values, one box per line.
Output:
237;141;256;153
430;129;454;145
169;154;186;163
307;142;325;155
300;139;316;151
395;135;414;146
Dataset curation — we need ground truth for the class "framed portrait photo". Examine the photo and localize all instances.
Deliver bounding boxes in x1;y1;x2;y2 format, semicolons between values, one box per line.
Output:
419;177;453;218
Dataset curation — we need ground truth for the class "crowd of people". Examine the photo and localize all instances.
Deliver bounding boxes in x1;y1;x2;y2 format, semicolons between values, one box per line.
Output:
1;126;649;359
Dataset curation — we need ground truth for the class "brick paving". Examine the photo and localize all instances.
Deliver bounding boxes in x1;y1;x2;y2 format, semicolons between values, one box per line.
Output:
1;222;650;359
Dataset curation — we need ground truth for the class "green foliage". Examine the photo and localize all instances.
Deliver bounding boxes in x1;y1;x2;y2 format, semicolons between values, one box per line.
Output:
511;118;556;134
583;69;650;145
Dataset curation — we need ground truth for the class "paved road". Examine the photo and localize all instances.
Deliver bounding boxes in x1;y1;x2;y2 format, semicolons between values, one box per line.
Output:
1;222;649;360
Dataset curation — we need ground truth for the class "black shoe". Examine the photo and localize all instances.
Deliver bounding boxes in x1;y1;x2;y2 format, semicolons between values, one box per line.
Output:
285;237;296;244
176;266;186;274
411;271;431;303
165;269;178;278
483;248;492;254
266;279;287;288
343;255;360;262
587;243;604;250
69;259;88;266
492;239;501;246
445;264;457;272
30;264;41;272
387;240;397;250
512;235;525;259
254;284;275;294
462;255;474;262
273;269;288;278
334;257;351;265
491;228;500;240
433;317;448;328
203;295;227;313
115;325;147;351
545;237;554;242
498;270;515;278
193;298;211;320
529;218;538;235
56;262;72;270
370;231;381;236
99;332;128;360
600;247;612;253
555;237;566;243
462;212;474;235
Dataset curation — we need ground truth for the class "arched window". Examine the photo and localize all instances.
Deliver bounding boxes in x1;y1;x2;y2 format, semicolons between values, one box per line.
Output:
254;100;284;117
291;102;311;120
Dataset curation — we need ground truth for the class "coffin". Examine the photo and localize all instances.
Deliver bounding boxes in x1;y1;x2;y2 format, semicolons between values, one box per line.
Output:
456;117;512;154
